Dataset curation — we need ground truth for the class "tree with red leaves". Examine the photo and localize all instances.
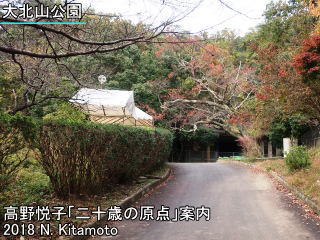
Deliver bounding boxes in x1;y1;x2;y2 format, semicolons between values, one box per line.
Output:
156;38;255;135
248;43;320;132
294;35;320;83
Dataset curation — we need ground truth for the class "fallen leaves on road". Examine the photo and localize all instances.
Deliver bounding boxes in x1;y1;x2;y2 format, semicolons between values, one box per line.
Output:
227;161;320;223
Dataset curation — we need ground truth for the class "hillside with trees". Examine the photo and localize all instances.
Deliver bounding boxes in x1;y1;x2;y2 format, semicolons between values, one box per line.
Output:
1;0;320;237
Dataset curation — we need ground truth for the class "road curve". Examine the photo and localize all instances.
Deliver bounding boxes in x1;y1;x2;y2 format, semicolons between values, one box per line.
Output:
92;162;320;240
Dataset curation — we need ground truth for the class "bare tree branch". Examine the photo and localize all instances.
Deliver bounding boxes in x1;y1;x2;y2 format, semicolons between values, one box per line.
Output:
218;0;259;20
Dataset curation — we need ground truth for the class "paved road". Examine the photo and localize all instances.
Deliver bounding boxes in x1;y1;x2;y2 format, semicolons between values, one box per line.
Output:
93;163;320;240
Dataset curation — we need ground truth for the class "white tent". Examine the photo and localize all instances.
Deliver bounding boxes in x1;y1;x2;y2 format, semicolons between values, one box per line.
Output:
70;88;154;127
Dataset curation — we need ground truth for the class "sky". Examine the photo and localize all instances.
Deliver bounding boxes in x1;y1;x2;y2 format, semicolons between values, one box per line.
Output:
80;0;273;36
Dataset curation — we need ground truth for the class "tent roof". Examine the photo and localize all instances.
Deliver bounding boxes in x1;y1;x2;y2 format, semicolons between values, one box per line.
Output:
69;88;153;121
133;107;153;120
70;88;134;107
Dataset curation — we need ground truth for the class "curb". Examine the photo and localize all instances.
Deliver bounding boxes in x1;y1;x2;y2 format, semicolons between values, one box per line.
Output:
268;171;320;215
68;167;172;240
118;168;171;210
222;160;320;215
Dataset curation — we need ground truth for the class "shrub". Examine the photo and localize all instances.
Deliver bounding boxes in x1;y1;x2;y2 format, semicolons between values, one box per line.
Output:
0;112;38;191
43;103;88;122
237;135;261;161
0;164;51;225
16;168;51;203
37;120;173;197
285;145;311;171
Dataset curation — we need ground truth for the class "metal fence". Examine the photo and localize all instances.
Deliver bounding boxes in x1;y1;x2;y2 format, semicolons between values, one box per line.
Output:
219;152;242;158
182;151;242;162
301;127;320;148
184;151;218;162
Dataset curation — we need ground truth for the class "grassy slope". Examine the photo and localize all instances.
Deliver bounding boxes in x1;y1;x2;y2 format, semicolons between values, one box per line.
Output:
254;148;320;206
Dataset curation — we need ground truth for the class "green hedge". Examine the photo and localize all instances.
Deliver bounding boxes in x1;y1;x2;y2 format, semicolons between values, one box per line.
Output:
0;112;38;191
37;120;173;197
1;113;173;197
